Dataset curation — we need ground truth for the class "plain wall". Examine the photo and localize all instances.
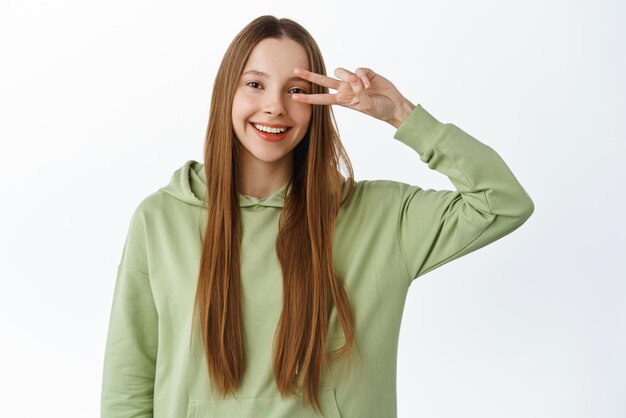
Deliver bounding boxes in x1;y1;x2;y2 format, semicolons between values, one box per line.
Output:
0;0;624;416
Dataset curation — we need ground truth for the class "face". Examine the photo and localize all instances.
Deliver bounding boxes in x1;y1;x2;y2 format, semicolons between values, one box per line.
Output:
231;37;312;169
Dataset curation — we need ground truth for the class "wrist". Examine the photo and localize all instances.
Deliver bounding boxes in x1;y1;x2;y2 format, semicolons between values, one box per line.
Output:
388;97;415;129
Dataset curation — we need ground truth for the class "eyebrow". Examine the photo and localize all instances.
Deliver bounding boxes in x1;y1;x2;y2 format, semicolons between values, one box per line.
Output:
241;69;308;84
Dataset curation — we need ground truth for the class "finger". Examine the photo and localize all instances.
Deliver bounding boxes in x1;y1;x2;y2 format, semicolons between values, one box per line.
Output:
333;67;354;83
335;67;375;88
348;72;374;109
349;72;364;95
335;67;370;98
355;67;372;89
291;93;337;106
293;67;342;91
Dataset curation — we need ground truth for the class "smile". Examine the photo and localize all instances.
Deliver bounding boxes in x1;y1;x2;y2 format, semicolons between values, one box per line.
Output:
251;122;290;133
249;122;291;142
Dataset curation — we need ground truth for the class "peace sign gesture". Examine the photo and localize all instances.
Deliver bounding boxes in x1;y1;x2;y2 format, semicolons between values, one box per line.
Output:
291;66;415;128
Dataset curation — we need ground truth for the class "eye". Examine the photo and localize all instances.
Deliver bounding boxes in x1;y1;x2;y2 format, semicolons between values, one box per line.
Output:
245;82;307;94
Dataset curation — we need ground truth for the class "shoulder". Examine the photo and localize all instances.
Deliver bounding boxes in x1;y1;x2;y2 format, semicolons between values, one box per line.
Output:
131;190;169;218
346;178;410;202
357;178;408;193
342;178;413;214
124;189;180;234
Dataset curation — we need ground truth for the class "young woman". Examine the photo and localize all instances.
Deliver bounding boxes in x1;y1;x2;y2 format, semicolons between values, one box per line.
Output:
101;15;534;418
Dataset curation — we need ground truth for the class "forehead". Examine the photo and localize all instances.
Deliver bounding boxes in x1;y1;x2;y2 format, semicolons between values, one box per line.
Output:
241;38;310;81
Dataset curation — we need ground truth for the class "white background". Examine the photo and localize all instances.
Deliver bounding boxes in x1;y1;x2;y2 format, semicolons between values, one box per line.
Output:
1;0;624;417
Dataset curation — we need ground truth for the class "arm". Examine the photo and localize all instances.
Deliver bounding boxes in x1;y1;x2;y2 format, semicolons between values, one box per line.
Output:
392;102;535;284
101;209;158;417
288;66;534;284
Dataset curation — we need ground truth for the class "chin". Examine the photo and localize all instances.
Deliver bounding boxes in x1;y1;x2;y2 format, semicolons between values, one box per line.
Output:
240;144;289;163
252;152;290;164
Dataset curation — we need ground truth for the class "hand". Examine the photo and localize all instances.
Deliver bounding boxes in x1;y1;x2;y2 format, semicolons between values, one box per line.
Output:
291;66;414;127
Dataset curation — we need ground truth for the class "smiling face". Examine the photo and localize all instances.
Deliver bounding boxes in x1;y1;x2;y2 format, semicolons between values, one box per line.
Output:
231;37;312;173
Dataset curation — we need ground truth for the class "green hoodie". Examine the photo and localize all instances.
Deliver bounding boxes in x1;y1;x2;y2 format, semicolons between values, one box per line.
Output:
101;103;534;418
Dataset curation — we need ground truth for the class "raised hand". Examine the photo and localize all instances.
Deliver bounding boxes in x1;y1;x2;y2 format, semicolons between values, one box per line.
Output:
291;66;414;128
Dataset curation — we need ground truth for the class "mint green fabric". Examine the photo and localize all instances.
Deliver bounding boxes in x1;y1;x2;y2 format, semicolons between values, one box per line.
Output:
101;103;534;418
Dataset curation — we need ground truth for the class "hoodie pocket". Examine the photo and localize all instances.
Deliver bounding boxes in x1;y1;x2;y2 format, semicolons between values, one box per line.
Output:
186;386;342;418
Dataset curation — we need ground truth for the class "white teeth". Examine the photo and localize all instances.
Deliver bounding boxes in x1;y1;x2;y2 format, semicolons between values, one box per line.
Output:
253;123;288;134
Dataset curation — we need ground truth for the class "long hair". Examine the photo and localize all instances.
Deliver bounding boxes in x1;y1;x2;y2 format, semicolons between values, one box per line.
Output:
191;15;357;416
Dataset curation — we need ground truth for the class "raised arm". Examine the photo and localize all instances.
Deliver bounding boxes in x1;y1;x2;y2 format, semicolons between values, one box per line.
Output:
290;65;534;285
392;103;534;283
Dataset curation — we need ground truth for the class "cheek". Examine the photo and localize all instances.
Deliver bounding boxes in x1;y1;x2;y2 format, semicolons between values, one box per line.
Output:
232;93;255;115
303;112;313;129
290;104;312;126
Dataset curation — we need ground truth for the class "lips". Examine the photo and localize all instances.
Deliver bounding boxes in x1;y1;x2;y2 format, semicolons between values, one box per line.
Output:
249;122;290;142
249;122;292;134
249;121;292;129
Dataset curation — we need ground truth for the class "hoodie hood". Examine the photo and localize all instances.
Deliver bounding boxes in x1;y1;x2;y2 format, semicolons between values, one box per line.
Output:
159;160;350;209
158;160;291;208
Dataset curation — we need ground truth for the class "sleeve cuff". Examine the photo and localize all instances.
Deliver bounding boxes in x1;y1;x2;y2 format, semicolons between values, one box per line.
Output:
392;103;446;154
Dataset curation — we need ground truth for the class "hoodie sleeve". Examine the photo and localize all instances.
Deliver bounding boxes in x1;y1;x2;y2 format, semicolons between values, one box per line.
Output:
392;103;534;285
101;207;158;418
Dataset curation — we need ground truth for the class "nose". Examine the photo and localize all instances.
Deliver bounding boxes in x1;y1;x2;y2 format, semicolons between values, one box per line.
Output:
263;89;287;116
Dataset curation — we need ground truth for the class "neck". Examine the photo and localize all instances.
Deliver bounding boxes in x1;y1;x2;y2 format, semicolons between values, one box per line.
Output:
236;153;293;199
